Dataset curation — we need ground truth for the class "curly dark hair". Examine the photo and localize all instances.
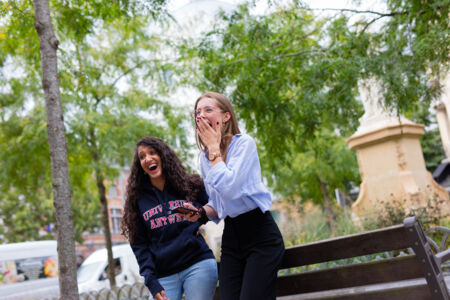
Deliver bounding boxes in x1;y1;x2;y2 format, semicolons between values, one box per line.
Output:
121;137;204;243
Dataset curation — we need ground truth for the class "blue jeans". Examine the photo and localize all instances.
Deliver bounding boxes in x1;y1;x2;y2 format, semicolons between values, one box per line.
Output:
151;258;218;300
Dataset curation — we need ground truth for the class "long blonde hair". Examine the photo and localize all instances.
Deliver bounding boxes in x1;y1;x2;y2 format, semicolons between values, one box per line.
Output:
194;92;240;161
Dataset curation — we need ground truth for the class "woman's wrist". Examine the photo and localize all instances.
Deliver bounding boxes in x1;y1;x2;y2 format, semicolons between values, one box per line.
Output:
198;206;209;224
203;205;218;218
207;145;222;162
208;145;220;153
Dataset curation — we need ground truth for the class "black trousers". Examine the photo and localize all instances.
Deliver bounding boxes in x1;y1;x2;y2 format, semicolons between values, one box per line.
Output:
219;209;285;300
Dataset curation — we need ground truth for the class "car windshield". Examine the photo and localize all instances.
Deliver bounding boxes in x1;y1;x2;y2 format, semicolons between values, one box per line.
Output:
77;262;102;283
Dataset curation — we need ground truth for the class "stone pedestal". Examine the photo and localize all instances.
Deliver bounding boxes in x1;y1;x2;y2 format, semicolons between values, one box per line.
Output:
347;119;449;222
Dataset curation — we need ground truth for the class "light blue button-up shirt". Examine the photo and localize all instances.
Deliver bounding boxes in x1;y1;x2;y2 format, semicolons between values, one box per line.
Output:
200;133;272;222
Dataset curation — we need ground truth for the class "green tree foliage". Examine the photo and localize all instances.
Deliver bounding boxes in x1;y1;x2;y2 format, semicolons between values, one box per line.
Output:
268;129;359;204
348;0;449;112
185;6;362;158
421;126;445;172
180;4;362;218
266;129;360;235
0;0;166;70
0;0;187;245
0;99;101;242
0;68;50;239
180;0;449;226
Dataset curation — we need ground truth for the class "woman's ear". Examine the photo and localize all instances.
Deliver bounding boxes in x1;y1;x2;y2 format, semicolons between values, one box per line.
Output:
223;112;231;123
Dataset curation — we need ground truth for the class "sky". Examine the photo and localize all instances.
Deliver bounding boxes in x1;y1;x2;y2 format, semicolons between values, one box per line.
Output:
168;0;386;14
167;0;387;32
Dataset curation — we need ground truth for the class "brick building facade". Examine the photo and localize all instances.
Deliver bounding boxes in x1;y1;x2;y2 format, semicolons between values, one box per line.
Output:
76;171;129;261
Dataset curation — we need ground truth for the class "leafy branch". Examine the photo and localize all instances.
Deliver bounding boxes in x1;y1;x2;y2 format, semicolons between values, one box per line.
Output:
309;7;406;17
274;48;326;59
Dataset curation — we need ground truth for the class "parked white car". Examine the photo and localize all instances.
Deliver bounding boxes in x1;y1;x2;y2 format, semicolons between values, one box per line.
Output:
0;240;60;300
0;241;144;298
77;243;144;294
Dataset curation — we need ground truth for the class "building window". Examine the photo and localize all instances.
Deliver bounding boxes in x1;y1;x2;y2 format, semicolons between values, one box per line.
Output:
108;182;118;198
110;208;122;233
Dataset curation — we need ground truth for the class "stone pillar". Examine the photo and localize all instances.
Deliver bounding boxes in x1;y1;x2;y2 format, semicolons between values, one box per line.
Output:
347;77;449;222
348;119;449;221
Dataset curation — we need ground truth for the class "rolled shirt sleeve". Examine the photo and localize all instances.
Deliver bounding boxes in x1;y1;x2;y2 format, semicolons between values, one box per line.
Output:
201;134;272;220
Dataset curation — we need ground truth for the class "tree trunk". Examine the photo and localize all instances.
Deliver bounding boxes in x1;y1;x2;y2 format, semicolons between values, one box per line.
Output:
319;181;337;236
89;128;116;287
32;0;79;299
97;171;116;287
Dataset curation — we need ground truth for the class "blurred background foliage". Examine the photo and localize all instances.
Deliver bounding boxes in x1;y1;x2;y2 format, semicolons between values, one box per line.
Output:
0;0;449;243
179;0;449;235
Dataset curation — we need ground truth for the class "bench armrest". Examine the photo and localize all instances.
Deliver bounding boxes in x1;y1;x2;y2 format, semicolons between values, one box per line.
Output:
435;249;450;266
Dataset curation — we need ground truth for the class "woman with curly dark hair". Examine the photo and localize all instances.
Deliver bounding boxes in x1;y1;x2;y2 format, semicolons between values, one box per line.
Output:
121;137;218;300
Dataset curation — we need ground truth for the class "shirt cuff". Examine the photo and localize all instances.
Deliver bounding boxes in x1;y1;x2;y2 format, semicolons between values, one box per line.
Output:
209;215;221;224
206;200;222;224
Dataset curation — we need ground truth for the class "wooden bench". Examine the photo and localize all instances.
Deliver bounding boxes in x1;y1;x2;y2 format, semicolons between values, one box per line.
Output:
214;216;450;299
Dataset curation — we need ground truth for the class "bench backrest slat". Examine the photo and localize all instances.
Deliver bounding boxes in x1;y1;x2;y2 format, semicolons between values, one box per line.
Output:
280;225;409;269
277;255;424;296
277;283;432;300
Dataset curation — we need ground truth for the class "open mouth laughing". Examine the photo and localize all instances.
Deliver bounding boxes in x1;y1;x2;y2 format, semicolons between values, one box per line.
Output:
149;163;158;172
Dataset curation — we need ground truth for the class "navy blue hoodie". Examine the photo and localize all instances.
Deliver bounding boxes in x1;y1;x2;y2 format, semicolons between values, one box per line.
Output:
130;179;214;296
